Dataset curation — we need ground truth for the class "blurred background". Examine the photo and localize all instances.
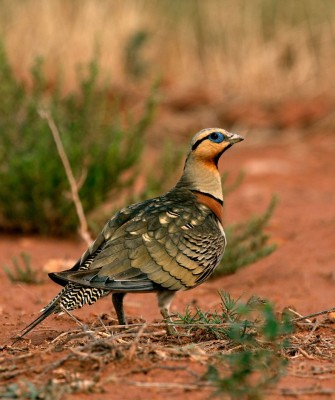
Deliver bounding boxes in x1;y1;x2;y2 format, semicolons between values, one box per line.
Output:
0;0;334;236
1;0;335;98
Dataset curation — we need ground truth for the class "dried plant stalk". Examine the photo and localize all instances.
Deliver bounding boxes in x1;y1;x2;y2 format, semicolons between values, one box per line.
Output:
40;109;92;245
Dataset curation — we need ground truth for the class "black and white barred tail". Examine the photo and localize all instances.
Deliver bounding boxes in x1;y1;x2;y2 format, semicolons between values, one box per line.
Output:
43;284;107;314
12;284;108;344
13;247;107;344
45;246;107;313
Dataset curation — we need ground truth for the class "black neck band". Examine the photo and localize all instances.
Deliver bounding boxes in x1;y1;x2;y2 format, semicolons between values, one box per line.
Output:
191;190;224;206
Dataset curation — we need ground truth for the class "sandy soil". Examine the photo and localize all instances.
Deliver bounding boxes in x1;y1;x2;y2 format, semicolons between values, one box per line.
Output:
1;129;335;399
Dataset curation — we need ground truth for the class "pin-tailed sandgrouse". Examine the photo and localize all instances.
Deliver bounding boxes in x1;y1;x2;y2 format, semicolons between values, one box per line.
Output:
15;128;243;341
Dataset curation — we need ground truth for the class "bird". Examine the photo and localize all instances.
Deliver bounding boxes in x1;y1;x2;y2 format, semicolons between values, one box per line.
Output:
14;128;243;342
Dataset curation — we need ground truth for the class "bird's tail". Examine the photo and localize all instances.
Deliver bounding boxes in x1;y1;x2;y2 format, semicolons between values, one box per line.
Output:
12;284;107;344
12;285;68;344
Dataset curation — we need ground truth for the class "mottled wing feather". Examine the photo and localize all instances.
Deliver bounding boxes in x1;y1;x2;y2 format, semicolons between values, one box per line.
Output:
53;190;226;293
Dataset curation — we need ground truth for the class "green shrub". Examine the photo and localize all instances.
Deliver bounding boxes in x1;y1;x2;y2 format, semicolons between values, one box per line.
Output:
0;380;67;399
215;195;278;277
178;291;292;399
0;43;156;235
3;252;42;284
124;30;151;80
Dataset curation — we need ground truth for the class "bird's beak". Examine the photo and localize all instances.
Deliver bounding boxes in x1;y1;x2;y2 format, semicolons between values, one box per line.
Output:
228;133;244;144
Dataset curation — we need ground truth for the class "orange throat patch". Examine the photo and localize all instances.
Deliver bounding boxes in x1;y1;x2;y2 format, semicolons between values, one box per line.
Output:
193;191;224;225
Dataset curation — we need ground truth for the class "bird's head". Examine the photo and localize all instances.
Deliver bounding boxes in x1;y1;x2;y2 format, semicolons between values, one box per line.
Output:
189;128;244;168
177;128;244;200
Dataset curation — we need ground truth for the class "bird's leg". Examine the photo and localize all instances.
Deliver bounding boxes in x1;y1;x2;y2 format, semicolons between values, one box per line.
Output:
157;290;177;335
112;293;127;325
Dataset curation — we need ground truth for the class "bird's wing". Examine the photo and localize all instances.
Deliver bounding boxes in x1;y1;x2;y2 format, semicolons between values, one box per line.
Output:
51;195;226;292
49;199;153;287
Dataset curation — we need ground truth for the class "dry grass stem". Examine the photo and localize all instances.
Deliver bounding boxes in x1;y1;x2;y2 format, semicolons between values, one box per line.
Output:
279;387;335;396
292;306;335;322
59;305;86;330
121;380;213;390
39;109;92;245
127;323;147;360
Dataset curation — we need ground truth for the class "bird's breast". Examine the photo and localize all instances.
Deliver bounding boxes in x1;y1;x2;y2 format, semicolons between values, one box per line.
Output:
193;191;224;226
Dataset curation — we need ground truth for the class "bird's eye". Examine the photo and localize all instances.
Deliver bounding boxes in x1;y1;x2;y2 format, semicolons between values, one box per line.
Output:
208;132;224;143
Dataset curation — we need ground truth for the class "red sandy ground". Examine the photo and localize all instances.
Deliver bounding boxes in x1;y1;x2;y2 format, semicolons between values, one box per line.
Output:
0;129;335;399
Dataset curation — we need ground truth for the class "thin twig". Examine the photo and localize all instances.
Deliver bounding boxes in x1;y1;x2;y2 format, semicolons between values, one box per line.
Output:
303;319;320;344
287;308;313;324
98;315;112;336
122;380;213;390
69;347;103;366
125;365;200;379
292;307;335;322
279;387;335;396
60;305;85;330
59;306;96;341
39;109;92;245
297;347;314;360
50;329;80;344
127;323;147;360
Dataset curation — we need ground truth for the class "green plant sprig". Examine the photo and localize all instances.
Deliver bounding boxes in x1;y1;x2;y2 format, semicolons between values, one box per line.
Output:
3;252;42;284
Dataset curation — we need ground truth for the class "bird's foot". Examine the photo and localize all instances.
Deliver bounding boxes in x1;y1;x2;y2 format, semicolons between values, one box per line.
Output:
165;321;178;336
